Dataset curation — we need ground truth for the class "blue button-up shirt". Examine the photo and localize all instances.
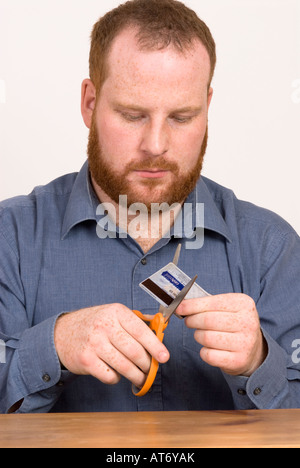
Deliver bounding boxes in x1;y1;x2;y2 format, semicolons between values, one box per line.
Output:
0;161;300;413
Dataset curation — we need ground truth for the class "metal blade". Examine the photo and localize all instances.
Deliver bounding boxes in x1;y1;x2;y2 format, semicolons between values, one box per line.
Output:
162;275;198;322
172;243;182;267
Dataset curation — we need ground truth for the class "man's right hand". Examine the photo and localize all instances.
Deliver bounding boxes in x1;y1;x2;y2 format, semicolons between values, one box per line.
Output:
54;304;170;389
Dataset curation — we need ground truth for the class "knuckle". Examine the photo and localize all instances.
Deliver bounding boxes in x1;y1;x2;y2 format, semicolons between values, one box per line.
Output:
203;314;212;329
239;293;256;309
195;329;210;347
118;358;133;375
194;329;201;344
93;303;126;326
203;330;213;347
234;352;248;371
129;345;144;363
78;348;93;370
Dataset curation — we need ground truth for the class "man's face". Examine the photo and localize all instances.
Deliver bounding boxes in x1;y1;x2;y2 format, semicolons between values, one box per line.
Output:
87;27;213;208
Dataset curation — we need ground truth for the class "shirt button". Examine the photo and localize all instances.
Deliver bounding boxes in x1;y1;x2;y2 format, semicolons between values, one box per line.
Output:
253;387;262;396
237;388;246;396
42;373;51;383
141;258;147;265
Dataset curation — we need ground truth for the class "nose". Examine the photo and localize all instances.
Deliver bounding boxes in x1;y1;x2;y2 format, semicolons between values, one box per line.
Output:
140;119;169;157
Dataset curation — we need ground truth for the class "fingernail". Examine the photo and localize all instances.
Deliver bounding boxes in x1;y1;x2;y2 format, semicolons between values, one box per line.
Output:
158;351;169;362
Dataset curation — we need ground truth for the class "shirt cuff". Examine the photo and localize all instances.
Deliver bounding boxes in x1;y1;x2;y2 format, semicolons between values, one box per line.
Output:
18;314;63;395
223;329;287;409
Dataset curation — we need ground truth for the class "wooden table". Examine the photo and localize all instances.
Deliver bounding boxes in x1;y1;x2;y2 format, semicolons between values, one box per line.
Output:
0;409;300;448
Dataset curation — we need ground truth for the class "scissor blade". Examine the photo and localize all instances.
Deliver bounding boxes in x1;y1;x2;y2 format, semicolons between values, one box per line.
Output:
162;275;198;322
172;243;182;267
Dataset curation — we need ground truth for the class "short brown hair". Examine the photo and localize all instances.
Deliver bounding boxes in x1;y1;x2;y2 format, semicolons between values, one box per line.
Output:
89;0;216;94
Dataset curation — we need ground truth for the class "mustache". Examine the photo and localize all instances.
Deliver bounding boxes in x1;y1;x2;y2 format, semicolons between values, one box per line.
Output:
124;157;180;175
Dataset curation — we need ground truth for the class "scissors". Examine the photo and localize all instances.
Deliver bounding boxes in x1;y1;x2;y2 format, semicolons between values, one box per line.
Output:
132;244;197;397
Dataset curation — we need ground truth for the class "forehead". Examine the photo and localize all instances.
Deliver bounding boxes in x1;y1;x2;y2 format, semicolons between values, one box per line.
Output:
102;27;211;105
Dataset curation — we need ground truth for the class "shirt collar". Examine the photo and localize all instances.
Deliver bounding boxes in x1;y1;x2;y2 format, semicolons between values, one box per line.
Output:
62;161;232;243
61;161;98;239
192;176;232;242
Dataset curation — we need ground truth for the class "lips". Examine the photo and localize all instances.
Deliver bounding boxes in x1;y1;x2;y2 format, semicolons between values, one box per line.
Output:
134;169;169;179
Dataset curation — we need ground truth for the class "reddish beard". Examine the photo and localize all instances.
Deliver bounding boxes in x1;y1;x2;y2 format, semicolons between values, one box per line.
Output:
88;116;208;210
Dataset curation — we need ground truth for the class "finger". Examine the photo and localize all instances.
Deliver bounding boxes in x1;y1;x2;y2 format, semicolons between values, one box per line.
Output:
81;349;121;385
110;327;152;374
96;341;148;389
185;311;242;333
121;312;170;363
200;347;247;376
194;329;240;352
177;293;255;316
200;347;236;373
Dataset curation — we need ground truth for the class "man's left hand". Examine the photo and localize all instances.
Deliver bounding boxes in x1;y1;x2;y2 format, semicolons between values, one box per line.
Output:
177;293;267;377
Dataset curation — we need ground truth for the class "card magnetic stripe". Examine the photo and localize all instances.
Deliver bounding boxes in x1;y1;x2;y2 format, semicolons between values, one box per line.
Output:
141;279;174;306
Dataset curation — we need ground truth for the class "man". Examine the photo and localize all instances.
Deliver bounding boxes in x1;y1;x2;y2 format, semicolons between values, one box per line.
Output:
0;0;299;413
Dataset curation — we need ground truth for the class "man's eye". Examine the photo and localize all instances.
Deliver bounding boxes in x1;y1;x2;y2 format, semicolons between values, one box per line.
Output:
122;113;144;122
172;116;193;124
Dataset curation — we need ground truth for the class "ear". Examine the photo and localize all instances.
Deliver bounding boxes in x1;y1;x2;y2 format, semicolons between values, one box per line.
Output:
207;87;213;109
81;79;96;129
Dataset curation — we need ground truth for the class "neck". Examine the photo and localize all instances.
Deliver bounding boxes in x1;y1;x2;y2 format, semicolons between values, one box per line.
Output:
91;177;183;253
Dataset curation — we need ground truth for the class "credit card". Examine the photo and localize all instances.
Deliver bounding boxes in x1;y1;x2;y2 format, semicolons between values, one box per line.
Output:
140;262;210;307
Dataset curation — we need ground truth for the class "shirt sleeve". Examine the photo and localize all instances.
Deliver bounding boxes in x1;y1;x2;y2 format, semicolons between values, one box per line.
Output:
0;228;71;413
224;226;300;409
223;330;289;409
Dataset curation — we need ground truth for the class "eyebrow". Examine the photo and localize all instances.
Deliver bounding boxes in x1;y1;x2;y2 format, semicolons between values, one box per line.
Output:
114;103;202;114
172;106;202;114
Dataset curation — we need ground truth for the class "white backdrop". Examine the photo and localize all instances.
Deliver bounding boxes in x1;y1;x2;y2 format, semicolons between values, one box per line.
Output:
0;0;299;234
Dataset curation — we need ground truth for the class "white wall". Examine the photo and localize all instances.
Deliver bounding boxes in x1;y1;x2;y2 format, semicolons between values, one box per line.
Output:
0;0;299;234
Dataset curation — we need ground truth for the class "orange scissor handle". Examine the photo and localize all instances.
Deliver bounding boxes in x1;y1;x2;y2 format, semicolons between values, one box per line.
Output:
132;310;168;397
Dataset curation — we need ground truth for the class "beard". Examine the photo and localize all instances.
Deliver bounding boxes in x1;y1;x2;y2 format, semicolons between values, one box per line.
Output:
88;116;208;210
